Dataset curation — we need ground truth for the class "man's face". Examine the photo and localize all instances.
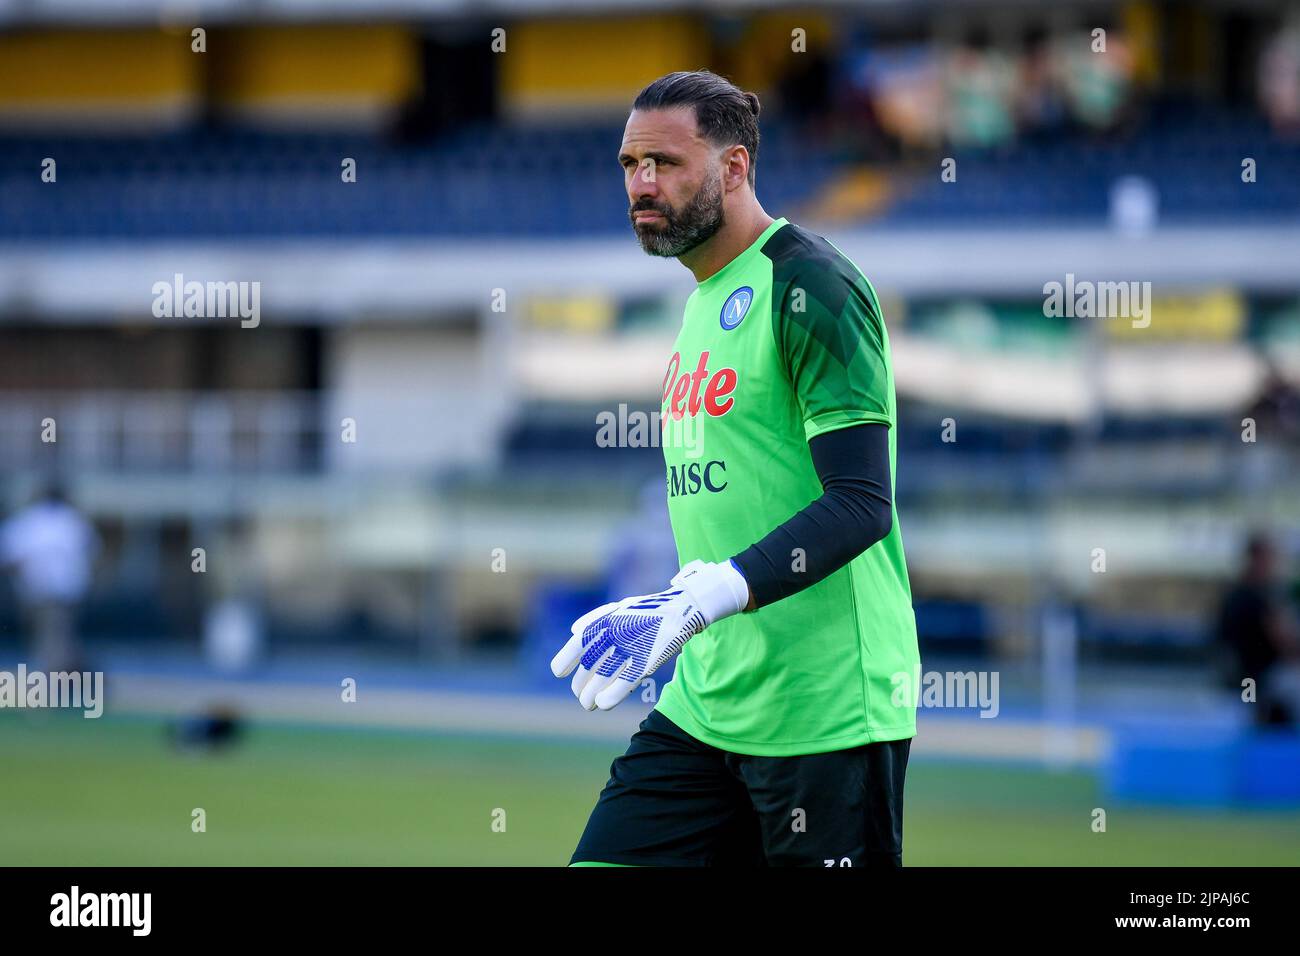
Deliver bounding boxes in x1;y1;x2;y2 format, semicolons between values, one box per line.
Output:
619;107;726;258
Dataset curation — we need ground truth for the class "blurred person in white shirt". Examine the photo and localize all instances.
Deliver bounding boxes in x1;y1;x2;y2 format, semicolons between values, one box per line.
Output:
0;482;100;672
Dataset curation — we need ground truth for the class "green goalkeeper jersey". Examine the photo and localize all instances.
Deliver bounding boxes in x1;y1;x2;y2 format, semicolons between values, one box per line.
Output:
653;216;920;756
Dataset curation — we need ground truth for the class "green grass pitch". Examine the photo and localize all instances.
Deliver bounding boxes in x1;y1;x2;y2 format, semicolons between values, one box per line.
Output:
2;713;1297;866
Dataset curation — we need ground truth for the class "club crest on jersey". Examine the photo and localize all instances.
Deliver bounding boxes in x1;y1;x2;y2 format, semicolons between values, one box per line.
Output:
720;287;753;331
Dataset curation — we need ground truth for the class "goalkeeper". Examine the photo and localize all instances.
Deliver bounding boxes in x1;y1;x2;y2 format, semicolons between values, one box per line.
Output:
552;70;921;867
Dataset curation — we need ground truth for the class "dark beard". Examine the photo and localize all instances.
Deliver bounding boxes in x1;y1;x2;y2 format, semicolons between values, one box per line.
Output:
630;173;725;258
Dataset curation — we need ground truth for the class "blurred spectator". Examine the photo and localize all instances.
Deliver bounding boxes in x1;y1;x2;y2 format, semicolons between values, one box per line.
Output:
1239;358;1300;490
848;42;946;155
1249;359;1300;439
1259;16;1300;136
775;46;834;128
0;482;100;671
945;32;1017;149
202;516;266;674
1214;533;1300;727
1054;29;1135;133
1016;28;1068;139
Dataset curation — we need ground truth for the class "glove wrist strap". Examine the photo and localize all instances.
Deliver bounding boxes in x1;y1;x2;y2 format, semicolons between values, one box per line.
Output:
671;559;750;626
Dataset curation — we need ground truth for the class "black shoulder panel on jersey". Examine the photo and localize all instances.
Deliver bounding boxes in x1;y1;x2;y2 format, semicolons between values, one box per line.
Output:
760;221;874;319
757;221;889;420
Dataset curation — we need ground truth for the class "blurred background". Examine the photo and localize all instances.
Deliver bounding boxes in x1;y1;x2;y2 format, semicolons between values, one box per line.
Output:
1;0;1299;865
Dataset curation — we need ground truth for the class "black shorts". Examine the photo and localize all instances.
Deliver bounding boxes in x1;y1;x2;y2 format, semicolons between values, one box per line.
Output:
570;709;911;867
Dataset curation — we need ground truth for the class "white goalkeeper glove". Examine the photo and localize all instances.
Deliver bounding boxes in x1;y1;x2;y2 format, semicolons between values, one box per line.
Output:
550;559;750;711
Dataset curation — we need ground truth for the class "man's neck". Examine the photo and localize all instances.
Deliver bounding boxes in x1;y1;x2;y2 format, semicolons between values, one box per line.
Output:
679;204;775;284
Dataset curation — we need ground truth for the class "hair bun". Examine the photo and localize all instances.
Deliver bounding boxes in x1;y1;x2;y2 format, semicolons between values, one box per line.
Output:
745;92;761;117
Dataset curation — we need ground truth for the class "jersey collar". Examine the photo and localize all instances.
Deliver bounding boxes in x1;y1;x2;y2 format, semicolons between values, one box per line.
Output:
694;216;789;296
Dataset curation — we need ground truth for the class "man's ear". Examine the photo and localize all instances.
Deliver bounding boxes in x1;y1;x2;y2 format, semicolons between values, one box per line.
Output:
722;145;751;192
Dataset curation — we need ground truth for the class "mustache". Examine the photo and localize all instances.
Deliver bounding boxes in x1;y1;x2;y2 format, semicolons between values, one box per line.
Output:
630;202;670;217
